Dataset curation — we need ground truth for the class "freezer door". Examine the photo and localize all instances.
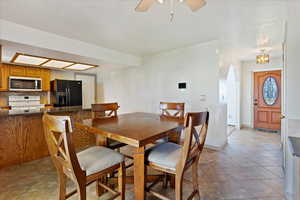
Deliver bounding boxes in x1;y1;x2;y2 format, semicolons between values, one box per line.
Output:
67;80;82;106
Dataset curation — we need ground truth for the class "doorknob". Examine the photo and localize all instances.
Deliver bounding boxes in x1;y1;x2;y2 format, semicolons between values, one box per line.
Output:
253;99;258;106
281;115;286;119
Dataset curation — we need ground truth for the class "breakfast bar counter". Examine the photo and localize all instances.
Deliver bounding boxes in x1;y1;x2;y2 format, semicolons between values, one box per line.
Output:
0;106;95;168
0;106;91;117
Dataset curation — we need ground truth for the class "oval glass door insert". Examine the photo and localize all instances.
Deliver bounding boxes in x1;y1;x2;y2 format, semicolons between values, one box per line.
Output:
263;76;278;105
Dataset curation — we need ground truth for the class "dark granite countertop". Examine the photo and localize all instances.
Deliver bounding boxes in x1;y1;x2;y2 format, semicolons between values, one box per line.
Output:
288;136;300;157
0;106;91;117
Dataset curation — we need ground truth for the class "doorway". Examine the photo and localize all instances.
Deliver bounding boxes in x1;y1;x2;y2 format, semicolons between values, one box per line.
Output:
227;66;238;126
253;70;281;131
75;73;96;109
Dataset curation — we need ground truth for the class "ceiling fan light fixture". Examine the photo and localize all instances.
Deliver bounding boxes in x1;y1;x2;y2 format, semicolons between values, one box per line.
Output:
135;0;206;20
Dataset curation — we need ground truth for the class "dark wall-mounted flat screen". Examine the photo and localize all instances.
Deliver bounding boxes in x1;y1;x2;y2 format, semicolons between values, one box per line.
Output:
178;82;186;89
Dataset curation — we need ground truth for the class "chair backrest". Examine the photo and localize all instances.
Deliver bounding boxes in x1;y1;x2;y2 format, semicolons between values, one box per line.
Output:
42;114;85;181
160;102;185;119
92;103;120;119
177;112;209;173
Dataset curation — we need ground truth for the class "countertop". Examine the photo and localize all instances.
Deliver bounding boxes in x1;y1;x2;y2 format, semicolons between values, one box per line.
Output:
0;106;91;117
288;119;300;157
289;137;300;157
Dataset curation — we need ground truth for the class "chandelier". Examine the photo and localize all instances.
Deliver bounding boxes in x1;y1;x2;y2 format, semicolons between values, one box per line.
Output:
256;49;270;64
135;0;207;21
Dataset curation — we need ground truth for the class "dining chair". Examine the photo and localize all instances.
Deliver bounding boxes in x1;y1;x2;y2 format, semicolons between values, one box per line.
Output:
92;103;127;150
159;102;185;144
42;114;125;200
160;102;185;119
145;111;209;200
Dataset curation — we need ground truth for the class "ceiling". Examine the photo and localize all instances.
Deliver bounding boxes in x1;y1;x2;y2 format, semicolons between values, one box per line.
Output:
0;0;287;59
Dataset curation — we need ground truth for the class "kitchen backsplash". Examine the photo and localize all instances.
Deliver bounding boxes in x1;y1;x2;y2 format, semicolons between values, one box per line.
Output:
0;92;49;107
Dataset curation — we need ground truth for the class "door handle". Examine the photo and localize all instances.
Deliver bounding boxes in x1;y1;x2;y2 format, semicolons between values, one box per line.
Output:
253;99;258;106
281;115;286;119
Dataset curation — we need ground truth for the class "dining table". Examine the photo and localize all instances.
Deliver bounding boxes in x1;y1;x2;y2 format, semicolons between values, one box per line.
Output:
75;112;183;200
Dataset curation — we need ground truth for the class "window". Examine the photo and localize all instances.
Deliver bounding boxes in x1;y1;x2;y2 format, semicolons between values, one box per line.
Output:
263;76;278;105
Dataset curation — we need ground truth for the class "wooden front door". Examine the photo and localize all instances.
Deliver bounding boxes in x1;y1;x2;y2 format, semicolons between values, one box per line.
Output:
254;70;281;131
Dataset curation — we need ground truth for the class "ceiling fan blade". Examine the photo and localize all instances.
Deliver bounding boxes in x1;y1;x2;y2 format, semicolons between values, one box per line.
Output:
185;0;206;12
135;0;156;12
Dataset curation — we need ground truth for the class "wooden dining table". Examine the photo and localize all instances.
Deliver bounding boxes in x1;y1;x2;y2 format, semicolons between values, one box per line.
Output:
75;112;183;200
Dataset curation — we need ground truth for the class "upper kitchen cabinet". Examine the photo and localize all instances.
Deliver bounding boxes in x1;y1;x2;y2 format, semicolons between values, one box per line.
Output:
0;64;51;92
41;69;51;91
0;63;9;91
9;65;42;77
9;65;26;77
25;67;41;77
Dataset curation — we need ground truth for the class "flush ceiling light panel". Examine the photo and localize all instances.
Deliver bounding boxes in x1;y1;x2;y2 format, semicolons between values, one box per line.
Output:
12;54;49;65
65;63;96;71
42;59;74;69
11;53;98;71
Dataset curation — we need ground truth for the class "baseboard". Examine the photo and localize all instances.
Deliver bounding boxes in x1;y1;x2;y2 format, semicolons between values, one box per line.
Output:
241;124;252;129
205;141;228;151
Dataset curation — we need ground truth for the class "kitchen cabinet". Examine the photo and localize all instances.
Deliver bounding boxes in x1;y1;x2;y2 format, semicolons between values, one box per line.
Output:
9;65;26;77
0;109;94;168
41;69;51;91
0;64;51;92
0;63;9;91
25;67;41;77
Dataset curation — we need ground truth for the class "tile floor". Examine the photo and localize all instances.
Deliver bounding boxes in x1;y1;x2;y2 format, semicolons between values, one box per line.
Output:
0;128;285;200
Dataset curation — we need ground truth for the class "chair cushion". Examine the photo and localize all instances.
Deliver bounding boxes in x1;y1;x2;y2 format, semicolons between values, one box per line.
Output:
155;137;168;144
77;146;124;176
146;142;181;171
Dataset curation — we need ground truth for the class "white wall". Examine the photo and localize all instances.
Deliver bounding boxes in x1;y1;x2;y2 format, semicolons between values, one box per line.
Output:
241;57;283;127
101;66;147;113
141;41;220;113
287;1;300;120
101;41;220;113
101;40;228;149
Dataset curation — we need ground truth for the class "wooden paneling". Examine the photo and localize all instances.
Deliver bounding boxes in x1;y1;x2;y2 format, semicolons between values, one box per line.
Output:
0;63;51;92
0;63;9;91
0;114;48;168
9;65;26;76
0;110;94;169
41;69;51;91
25;67;41;77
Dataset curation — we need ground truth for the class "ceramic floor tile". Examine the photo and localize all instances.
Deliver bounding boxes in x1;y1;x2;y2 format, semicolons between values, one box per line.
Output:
0;128;285;200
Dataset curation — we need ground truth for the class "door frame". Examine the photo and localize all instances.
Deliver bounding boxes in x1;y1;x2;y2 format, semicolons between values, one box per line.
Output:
250;68;283;128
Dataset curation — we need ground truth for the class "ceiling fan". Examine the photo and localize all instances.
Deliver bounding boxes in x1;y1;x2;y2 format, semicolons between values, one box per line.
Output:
135;0;207;20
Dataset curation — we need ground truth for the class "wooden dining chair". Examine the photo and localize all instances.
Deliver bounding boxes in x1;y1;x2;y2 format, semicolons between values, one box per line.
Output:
92;103;127;150
42;114;125;200
145;111;209;200
159;102;185;144
160;102;185;120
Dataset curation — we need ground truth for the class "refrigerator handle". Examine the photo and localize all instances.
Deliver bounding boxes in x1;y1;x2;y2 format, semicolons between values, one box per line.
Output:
65;88;69;106
68;88;71;106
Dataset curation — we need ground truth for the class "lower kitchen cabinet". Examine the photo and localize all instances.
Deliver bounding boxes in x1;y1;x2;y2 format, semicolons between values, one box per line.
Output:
0;110;94;168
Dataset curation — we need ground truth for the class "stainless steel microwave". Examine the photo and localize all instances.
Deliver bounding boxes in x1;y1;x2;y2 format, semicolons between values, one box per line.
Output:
9;76;42;91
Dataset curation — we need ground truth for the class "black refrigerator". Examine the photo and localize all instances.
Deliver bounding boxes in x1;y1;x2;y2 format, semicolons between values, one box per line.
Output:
51;79;82;107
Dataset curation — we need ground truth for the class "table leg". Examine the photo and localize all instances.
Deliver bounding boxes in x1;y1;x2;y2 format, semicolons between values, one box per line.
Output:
134;146;145;200
95;134;108;146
